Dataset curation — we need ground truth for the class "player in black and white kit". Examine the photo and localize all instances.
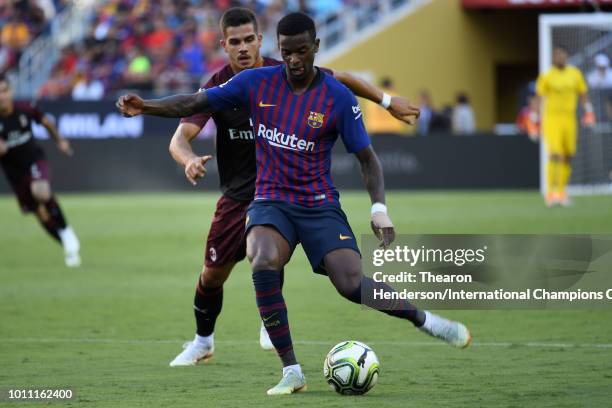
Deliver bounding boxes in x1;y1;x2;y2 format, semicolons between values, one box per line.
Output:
0;74;81;267
136;8;420;366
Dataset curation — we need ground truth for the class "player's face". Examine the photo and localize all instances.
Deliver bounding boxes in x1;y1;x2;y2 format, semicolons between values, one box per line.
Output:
221;23;262;71
553;48;568;68
0;81;13;111
278;32;319;82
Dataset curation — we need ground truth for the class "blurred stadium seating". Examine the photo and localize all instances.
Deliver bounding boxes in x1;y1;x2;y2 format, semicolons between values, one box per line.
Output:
0;0;68;74
8;0;413;100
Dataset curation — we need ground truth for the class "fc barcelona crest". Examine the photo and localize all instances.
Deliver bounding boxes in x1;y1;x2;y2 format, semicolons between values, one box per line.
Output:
307;111;324;128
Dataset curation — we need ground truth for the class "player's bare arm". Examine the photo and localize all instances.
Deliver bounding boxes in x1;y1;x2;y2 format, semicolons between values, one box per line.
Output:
116;92;211;118
333;71;420;125
40;116;72;156
169;122;213;186
354;146;395;248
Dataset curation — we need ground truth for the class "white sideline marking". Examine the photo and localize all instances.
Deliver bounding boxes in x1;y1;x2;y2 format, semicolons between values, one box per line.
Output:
1;338;611;349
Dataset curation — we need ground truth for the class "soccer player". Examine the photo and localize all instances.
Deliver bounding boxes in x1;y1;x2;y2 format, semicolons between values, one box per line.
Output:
165;8;421;367
0;74;81;267
117;12;471;395
536;46;595;207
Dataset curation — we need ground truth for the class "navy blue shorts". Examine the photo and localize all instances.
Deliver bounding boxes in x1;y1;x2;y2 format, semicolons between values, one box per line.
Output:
245;199;360;274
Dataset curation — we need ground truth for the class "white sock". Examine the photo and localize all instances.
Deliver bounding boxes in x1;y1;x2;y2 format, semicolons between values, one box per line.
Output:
283;364;303;377
194;333;213;347
58;226;80;253
421;311;440;332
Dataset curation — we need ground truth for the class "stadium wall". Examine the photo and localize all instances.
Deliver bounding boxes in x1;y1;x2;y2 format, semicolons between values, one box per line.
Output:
0;135;538;193
322;0;538;129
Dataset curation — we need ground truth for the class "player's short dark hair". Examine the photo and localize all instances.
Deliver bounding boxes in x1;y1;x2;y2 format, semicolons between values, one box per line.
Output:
277;12;316;42
220;7;258;35
0;73;7;84
554;45;569;53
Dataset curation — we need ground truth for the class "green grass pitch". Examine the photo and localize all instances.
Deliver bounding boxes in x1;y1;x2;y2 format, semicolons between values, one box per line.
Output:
1;191;612;407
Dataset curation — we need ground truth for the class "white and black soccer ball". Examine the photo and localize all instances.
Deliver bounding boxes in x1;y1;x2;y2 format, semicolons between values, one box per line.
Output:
323;340;379;395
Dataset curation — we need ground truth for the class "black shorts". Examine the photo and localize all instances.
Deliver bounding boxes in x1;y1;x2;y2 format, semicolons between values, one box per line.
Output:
2;159;50;213
245;199;360;274
204;195;250;268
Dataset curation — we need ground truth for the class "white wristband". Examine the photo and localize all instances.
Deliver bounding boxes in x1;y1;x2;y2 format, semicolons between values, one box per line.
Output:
371;202;387;215
380;93;392;109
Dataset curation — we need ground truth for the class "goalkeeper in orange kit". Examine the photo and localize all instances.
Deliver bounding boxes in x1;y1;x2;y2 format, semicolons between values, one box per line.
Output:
536;46;595;207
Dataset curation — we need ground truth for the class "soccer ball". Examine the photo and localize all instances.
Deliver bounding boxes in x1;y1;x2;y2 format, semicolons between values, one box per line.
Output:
323;340;379;395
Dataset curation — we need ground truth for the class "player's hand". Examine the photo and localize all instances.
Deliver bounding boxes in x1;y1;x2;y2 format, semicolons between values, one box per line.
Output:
56;138;73;156
184;155;213;186
388;96;420;125
0;139;7;157
116;94;144;117
371;212;395;249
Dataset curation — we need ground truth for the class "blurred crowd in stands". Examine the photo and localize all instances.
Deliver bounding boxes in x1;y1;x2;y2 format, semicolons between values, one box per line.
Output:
365;77;477;136
0;0;68;74
33;0;350;100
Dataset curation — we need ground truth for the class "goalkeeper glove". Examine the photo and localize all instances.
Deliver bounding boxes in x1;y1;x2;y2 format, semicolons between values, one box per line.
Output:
582;102;596;127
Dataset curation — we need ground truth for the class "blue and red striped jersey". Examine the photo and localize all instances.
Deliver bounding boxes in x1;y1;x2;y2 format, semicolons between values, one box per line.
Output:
205;64;371;207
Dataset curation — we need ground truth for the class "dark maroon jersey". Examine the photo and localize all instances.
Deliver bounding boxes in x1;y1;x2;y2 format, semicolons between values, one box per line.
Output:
180;57;283;202
0;101;45;173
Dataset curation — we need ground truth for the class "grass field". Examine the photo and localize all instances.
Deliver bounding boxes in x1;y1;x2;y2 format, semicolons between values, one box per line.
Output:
1;191;612;407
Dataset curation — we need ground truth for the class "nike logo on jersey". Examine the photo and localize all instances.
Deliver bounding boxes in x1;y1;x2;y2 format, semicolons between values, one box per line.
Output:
258;101;276;107
339;234;352;241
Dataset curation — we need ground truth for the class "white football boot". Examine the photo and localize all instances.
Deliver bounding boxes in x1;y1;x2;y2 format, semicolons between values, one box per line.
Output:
266;367;307;395
419;311;472;348
58;226;81;267
169;337;214;367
